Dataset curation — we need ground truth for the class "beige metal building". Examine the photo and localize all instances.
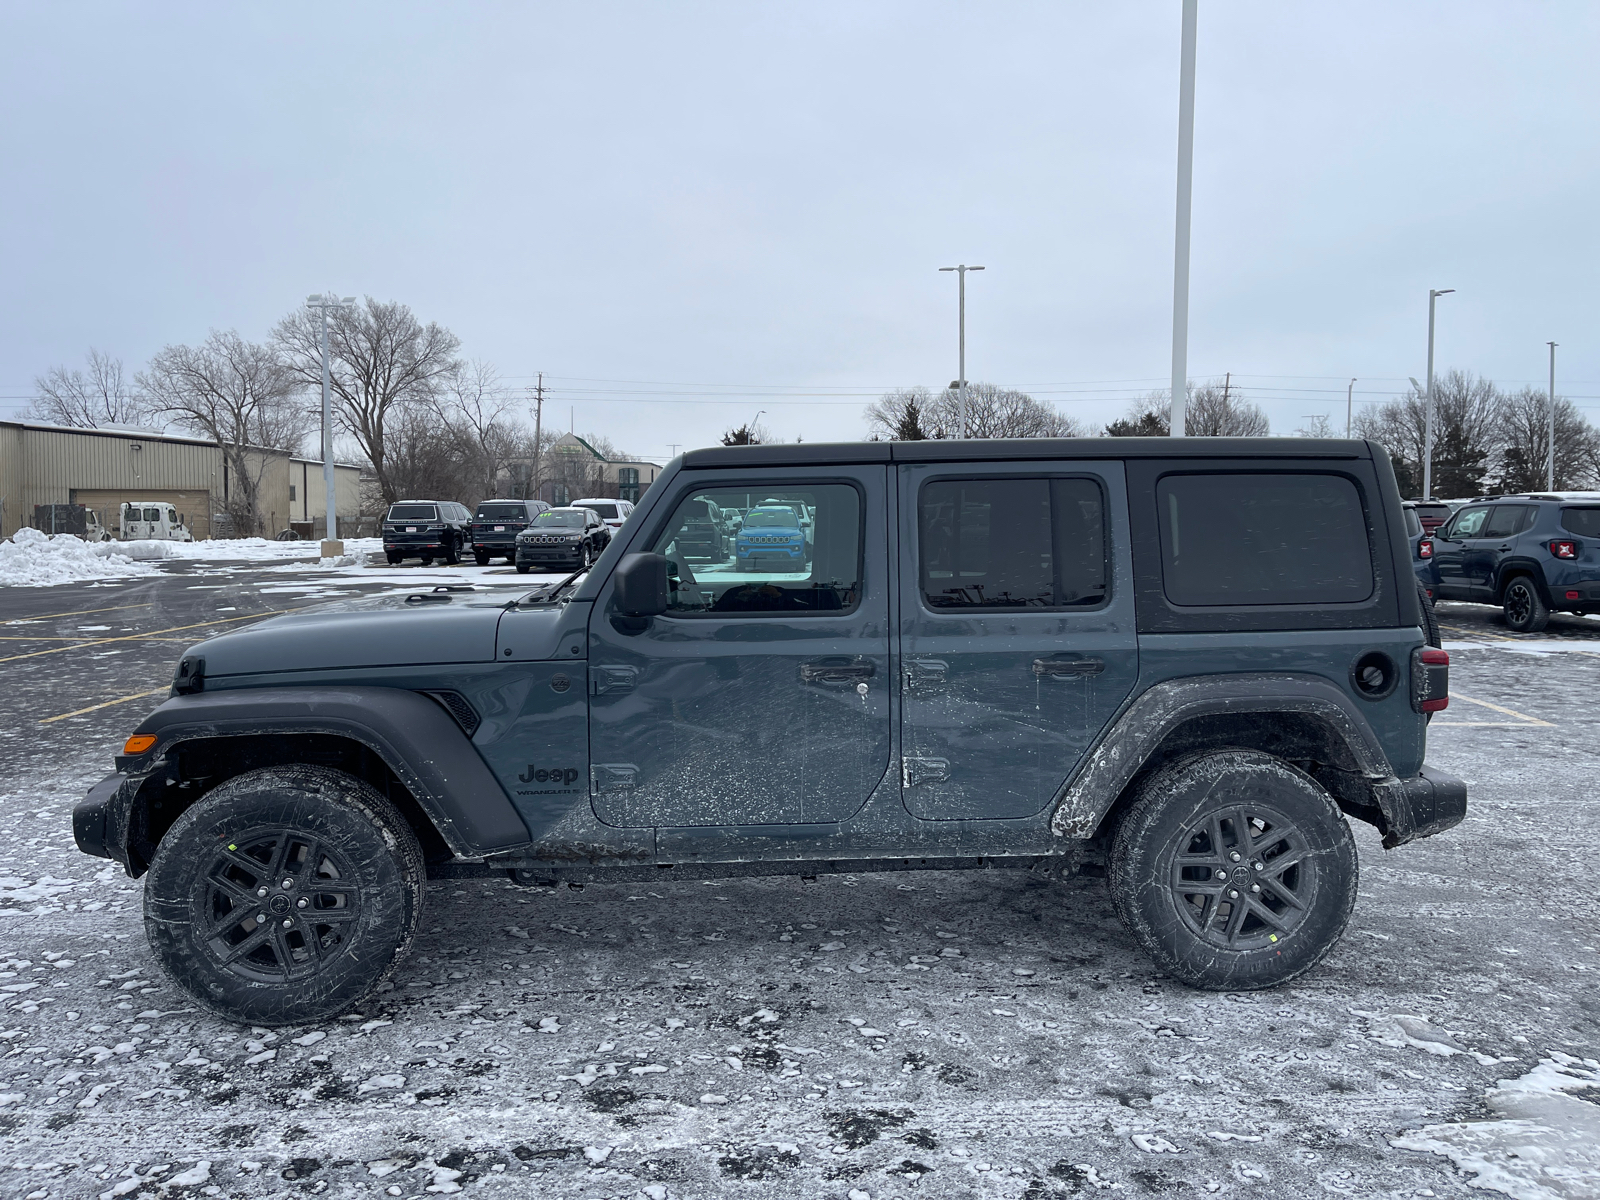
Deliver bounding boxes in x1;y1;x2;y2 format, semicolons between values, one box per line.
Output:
0;420;361;541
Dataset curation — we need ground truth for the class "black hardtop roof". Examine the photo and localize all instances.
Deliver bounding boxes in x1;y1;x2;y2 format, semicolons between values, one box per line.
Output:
682;437;1375;468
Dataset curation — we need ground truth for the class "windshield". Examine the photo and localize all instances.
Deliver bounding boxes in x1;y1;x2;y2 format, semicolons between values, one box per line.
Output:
388;504;438;521
476;503;528;520
1561;507;1600;538
532;511;585;528
744;508;799;529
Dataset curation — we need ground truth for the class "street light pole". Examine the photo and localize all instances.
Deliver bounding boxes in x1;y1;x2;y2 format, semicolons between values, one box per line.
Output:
1170;0;1198;437
306;293;356;555
1346;378;1357;437
1547;341;1558;491
939;264;984;437
1422;288;1453;500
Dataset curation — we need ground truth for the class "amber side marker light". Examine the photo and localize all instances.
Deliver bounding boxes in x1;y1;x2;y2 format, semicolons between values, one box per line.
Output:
123;734;157;755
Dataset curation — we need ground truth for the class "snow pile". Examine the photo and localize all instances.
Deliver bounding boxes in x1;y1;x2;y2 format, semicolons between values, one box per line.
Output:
1392;1052;1600;1199
0;528;156;587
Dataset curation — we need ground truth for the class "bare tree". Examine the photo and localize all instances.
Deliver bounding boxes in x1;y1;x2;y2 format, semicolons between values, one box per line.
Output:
1355;371;1503;498
274;298;461;506
139;332;307;536
28;349;148;428
431;360;524;506
865;387;947;440
1187;381;1270;436
1492;388;1598;493
1106;392;1171;436
1295;414;1336;438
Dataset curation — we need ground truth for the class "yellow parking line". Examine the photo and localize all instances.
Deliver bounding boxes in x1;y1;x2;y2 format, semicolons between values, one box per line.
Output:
1438;692;1554;727
0;610;287;665
39;687;171;724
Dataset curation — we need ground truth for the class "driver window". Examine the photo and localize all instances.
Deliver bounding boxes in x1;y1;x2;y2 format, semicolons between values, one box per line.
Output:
649;484;861;614
1447;507;1490;539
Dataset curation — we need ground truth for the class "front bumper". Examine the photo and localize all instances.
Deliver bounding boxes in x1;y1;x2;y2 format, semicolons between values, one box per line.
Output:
516;544;585;566
1375;765;1467;848
73;770;130;864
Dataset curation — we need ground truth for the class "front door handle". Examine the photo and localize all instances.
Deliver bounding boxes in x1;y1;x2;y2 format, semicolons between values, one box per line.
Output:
1033;657;1105;678
800;658;876;685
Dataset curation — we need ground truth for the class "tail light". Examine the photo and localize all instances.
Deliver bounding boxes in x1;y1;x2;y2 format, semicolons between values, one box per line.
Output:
1412;647;1449;713
1418;539;1433;559
1549;540;1578;559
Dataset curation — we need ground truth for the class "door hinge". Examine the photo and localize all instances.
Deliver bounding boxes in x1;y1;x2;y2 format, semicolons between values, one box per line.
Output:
590;665;639;694
591;763;639;793
902;756;951;788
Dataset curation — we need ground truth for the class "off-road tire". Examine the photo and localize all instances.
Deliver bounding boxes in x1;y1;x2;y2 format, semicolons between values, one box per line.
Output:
1417;578;1441;648
1503;576;1549;633
473;550;490;566
143;765;426;1026
1108;749;1358;991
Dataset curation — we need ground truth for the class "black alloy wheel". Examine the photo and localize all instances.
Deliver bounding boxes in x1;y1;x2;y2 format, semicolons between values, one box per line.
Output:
1503;577;1549;633
1109;749;1357;990
444;535;461;565
143;765;425;1025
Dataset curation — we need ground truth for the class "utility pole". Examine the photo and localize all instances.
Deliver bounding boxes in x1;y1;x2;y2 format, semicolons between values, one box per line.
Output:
1170;0;1198;437
1547;342;1558;492
1346;378;1357;437
306;293;355;556
939;264;984;436
1422;288;1453;500
529;372;545;502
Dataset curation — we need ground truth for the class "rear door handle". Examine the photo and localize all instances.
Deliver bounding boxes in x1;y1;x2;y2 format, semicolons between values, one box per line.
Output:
800;659;876;685
1033;657;1105;678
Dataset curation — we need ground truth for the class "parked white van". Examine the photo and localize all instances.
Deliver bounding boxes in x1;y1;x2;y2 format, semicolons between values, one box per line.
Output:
120;501;193;542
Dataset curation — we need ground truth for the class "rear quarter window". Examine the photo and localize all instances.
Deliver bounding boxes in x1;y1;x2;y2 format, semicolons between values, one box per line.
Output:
1157;473;1373;606
1560;507;1600;537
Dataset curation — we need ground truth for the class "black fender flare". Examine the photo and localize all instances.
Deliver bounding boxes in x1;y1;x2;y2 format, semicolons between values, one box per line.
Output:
1493;560;1551;606
1048;673;1401;839
123;686;531;857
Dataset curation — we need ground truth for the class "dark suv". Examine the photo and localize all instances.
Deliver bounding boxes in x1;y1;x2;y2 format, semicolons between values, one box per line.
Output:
513;506;610;573
470;499;550;565
382;500;472;565
73;438;1463;1025
1420;493;1600;631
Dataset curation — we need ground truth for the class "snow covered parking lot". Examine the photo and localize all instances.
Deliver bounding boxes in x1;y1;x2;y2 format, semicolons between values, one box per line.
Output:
0;561;1596;1199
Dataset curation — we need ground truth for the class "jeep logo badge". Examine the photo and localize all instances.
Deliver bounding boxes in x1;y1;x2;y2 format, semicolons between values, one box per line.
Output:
550;674;571;693
518;766;581;785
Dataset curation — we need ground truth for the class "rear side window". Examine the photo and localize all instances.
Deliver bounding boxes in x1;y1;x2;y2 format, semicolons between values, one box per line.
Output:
918;477;1106;610
1484;505;1534;538
1560;507;1600;537
1157;473;1372;606
388;504;437;521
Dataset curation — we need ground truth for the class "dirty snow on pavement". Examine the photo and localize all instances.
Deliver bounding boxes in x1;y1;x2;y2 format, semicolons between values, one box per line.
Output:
0;590;1597;1198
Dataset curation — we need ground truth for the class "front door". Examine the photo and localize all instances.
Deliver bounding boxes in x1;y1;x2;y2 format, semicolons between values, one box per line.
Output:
1433;504;1490;600
587;467;891;828
1468;504;1531;598
897;461;1139;820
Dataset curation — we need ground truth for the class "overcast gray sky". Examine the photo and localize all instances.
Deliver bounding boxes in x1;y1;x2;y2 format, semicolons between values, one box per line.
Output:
2;2;1596;458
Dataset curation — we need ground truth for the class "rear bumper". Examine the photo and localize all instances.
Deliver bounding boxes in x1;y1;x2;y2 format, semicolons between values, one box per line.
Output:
472;537;519;552
1376;765;1467;848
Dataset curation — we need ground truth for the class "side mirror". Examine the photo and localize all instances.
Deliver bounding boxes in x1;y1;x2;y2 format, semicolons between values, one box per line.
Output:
613;552;670;616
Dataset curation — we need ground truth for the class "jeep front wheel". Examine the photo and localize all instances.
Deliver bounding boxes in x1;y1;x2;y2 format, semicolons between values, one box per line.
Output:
1108;750;1357;991
143;765;426;1026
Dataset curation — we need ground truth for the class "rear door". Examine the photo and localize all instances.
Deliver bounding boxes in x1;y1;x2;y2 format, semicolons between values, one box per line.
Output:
897;460;1138;820
587;466;891;828
1475;504;1533;596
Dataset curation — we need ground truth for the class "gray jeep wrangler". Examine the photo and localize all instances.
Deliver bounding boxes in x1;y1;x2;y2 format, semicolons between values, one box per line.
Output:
74;438;1464;1025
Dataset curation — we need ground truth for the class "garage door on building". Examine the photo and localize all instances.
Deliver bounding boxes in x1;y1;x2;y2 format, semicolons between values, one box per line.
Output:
70;489;214;540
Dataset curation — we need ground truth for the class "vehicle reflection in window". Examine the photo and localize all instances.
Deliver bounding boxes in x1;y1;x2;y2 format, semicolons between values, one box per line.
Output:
650;485;860;614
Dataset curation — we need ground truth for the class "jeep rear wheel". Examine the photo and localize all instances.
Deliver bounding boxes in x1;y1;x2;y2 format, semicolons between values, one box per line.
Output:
143;765;425;1026
1108;750;1357;991
1503;576;1549;633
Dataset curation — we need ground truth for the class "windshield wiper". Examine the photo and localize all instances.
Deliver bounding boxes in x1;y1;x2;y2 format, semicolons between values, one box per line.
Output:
512;566;588;607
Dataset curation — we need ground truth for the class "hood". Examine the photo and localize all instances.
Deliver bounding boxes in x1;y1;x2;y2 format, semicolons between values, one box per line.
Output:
192;593;509;678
